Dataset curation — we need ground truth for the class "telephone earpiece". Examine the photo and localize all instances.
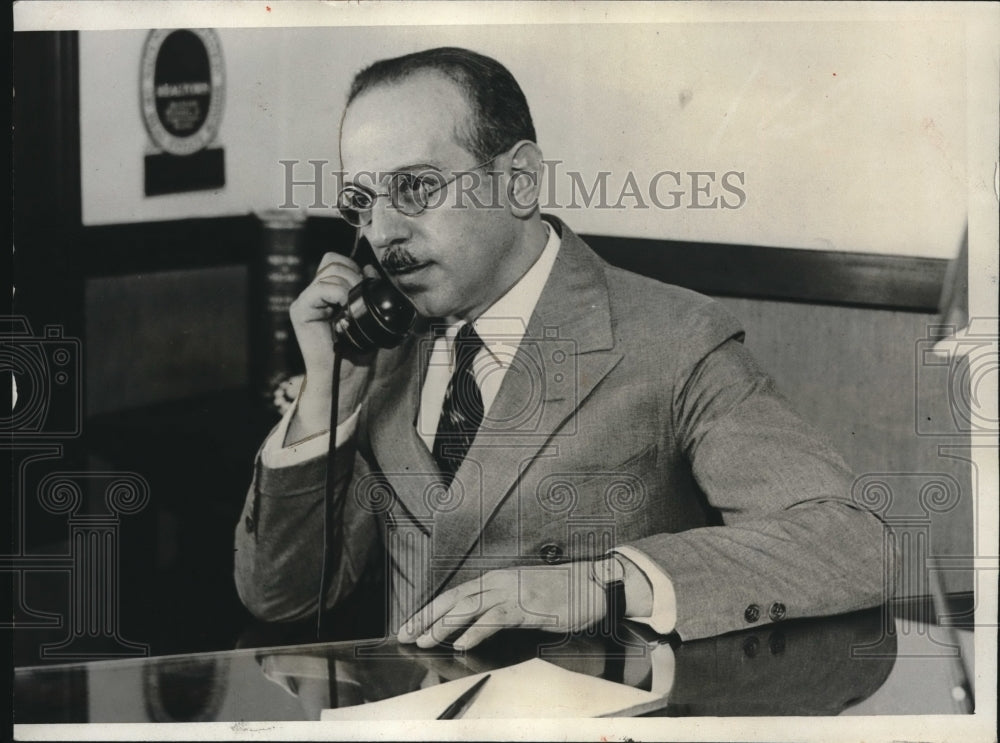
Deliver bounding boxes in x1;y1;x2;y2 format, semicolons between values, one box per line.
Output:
332;276;417;352
330;231;417;352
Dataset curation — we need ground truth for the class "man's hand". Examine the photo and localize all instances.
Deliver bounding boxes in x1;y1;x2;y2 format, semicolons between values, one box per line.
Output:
286;252;377;441
396;563;607;651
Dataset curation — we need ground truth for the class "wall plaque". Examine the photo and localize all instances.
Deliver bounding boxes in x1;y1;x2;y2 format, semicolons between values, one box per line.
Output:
140;29;226;195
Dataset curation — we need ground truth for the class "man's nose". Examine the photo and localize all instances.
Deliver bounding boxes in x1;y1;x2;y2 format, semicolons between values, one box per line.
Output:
364;198;412;250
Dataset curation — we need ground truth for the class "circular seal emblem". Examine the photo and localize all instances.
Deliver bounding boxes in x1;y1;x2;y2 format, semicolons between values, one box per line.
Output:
140;29;225;156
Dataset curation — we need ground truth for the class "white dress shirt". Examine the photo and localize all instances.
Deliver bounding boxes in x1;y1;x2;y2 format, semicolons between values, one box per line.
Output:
261;222;677;634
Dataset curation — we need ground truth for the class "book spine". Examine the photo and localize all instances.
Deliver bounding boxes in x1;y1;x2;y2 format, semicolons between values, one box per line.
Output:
251;211;307;408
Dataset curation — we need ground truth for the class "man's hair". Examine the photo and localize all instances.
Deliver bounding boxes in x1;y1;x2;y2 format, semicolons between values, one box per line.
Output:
346;47;536;162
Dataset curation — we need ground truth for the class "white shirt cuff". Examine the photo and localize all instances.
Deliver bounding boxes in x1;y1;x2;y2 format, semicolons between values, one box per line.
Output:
649;642;676;697
612;545;678;635
260;398;360;469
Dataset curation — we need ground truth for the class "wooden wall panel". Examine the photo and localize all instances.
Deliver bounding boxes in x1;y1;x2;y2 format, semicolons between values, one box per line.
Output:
85;267;249;416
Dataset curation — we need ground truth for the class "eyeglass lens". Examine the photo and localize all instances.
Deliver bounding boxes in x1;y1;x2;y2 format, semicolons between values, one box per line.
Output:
337;172;440;227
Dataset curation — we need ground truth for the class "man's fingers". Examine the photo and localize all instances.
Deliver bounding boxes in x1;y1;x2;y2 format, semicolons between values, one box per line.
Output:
398;586;462;643
289;251;366;329
398;572;522;647
452;605;521;651
398;576;492;643
315;265;361;290
414;592;500;648
316;251;360;276
291;283;349;323
314;274;354;295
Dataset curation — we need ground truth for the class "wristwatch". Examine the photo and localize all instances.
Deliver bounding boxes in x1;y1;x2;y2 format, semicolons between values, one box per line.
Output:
590;555;627;623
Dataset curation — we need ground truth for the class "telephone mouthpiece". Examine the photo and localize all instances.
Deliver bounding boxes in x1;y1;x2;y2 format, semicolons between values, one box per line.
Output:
334;277;417;352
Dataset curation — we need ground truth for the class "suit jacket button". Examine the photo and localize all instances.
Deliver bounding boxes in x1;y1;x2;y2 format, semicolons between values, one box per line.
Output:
744;603;761;623
768;602;787;621
742;636;760;657
539;543;563;564
244;514;255;533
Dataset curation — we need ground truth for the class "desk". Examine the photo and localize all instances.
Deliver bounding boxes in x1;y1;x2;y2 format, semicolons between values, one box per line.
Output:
14;600;974;723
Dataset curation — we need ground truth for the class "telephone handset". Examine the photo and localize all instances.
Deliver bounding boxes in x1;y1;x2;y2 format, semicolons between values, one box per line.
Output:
319;231;416;638
330;232;417;352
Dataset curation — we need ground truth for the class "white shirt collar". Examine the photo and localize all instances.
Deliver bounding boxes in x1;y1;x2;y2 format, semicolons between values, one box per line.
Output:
444;220;561;367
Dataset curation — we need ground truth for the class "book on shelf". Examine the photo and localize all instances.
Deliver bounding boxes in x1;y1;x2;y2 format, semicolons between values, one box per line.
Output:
251;209;307;409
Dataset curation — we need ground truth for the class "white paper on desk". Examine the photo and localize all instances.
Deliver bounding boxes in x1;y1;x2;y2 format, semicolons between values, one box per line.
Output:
320;658;664;720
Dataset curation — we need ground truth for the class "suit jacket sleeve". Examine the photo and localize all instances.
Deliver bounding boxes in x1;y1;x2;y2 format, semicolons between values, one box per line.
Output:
625;301;899;641
233;418;379;623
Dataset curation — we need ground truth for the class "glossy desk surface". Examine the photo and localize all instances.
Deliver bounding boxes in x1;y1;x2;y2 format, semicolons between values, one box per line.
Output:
15;602;974;723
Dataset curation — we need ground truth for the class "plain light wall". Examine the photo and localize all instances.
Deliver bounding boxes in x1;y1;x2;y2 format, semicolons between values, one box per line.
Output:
79;22;966;258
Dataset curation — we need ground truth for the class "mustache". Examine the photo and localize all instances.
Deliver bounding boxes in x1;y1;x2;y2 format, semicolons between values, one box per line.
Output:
380;247;422;275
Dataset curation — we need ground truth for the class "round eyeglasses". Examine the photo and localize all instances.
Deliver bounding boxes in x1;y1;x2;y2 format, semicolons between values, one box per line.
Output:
335;155;499;228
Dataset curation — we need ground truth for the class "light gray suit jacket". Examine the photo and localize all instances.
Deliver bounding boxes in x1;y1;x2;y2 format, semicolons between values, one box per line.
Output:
234;216;895;640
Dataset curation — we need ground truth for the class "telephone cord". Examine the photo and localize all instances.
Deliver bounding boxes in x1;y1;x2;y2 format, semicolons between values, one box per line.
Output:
316;350;344;639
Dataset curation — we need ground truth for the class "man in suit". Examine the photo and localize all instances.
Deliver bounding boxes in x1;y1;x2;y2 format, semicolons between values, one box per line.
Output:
234;47;896;647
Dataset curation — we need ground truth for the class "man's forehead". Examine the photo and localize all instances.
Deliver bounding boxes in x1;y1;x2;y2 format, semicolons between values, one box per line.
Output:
339;71;473;175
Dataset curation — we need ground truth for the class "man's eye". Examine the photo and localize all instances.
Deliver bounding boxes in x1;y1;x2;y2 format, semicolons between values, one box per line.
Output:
391;175;417;198
408;172;446;199
348;189;374;209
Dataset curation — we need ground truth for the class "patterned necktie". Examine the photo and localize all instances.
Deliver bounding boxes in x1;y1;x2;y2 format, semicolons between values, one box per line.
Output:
432;323;485;483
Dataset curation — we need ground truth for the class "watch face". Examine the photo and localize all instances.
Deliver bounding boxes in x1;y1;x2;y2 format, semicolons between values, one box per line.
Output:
596;556;626;584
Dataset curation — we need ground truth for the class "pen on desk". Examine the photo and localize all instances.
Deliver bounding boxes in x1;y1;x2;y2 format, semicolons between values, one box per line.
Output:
436;674;491;720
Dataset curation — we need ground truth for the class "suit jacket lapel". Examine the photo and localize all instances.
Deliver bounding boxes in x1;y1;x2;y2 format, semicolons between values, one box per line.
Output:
425;219;623;594
366;330;440;528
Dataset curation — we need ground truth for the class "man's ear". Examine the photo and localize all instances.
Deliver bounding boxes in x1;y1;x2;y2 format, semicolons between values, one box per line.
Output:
505;140;544;218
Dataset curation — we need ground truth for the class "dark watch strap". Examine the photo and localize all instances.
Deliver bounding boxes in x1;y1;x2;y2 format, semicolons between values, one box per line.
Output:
605;578;627;624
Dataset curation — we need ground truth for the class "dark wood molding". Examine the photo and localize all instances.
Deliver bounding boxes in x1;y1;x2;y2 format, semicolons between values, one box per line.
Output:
71;213;356;278
76;220;948;313
75;216;260;277
583;234;948;314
